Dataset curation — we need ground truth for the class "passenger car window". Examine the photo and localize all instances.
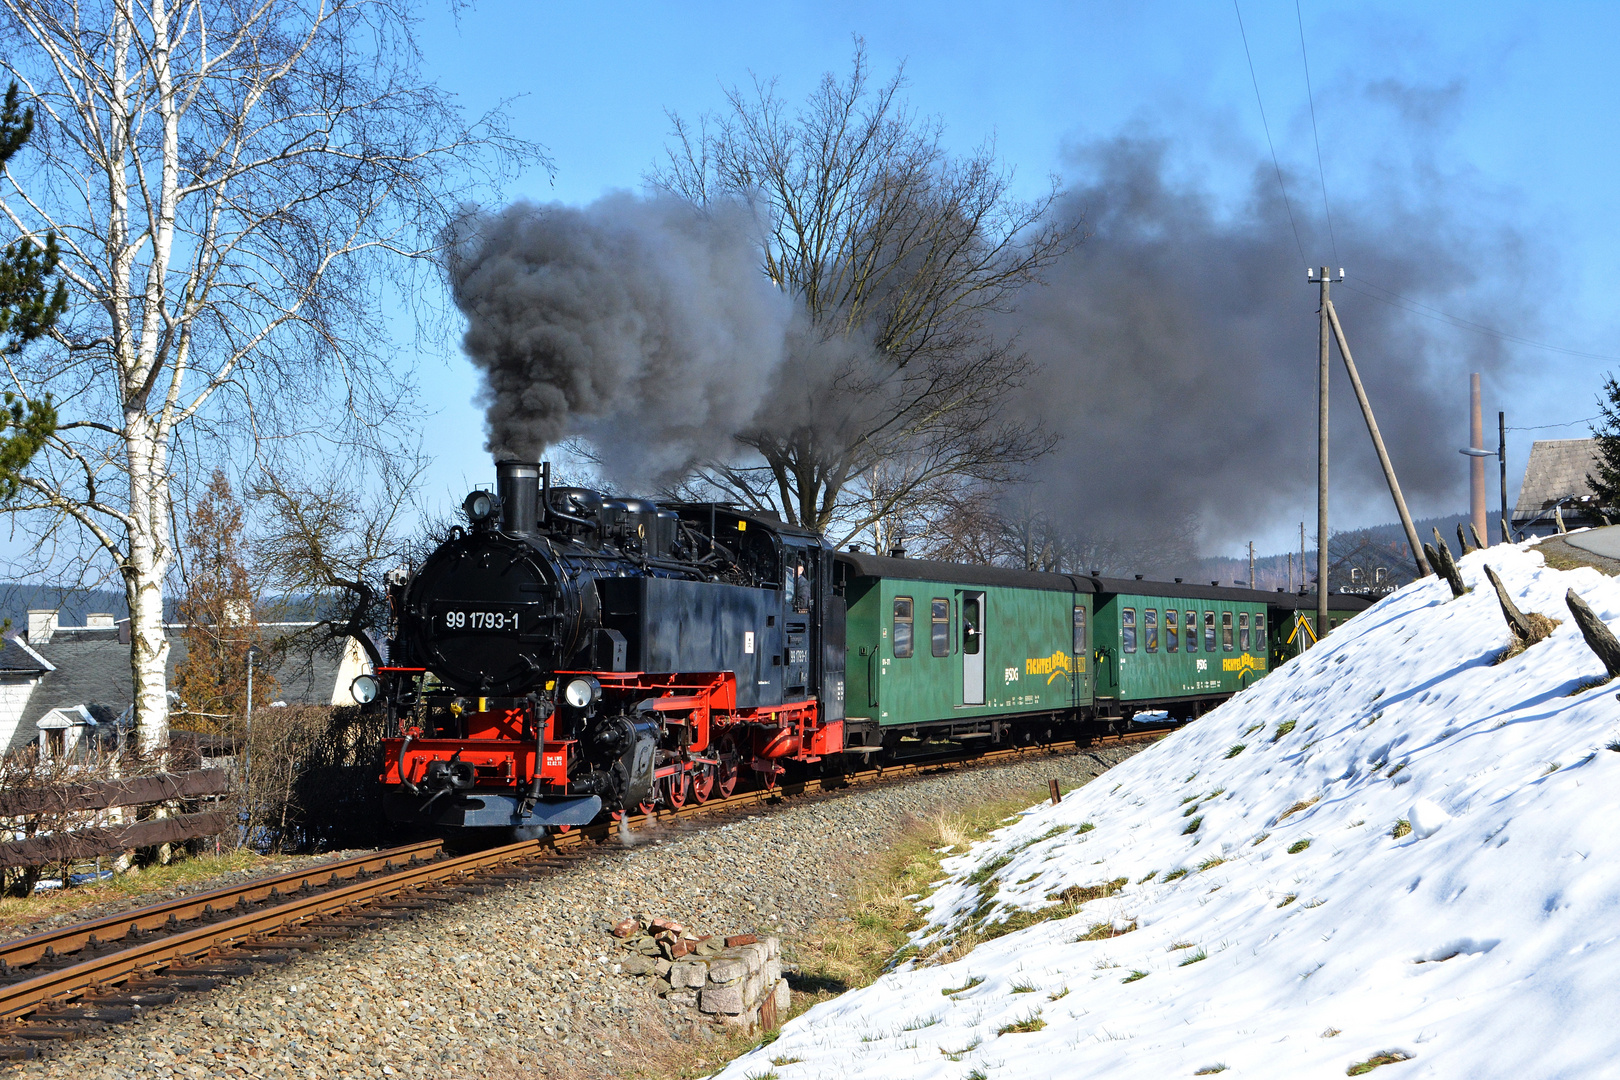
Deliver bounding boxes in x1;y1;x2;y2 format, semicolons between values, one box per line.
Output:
1239;612;1251;651
963;597;981;655
1145;609;1159;653
1072;605;1087;656
1204;611;1216;652
1184;609;1197;652
1254;614;1267;653
1165;609;1178;652
931;599;950;657
1122;608;1137;653
1222;611;1234;651
893;597;914;658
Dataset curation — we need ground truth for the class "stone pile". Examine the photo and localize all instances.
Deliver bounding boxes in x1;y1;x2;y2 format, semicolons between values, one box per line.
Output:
609;916;790;1032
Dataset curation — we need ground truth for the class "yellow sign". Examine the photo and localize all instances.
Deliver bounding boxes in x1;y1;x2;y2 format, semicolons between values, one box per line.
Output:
1026;651;1085;683
1221;653;1265;673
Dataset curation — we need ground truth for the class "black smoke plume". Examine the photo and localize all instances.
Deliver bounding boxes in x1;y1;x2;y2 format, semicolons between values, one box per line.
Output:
1004;133;1535;554
444;194;791;482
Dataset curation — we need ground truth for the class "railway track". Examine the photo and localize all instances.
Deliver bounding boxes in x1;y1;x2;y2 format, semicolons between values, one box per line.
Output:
0;726;1168;1058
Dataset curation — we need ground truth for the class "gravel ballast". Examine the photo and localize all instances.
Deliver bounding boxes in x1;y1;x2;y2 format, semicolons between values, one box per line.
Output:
12;744;1144;1080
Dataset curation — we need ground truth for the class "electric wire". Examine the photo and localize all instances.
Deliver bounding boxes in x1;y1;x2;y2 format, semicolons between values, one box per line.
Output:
1506;416;1602;432
1338;278;1620;363
1234;0;1307;264
1295;0;1338;265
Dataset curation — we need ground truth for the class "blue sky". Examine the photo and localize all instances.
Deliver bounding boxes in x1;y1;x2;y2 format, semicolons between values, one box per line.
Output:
402;1;1618;555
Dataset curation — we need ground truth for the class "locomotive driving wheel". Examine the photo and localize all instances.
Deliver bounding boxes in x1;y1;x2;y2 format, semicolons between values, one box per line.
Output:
663;769;689;810
715;753;740;799
690;762;716;804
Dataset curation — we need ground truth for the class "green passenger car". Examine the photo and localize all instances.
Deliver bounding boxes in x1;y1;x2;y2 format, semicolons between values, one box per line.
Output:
1091;581;1270;713
835;553;1094;742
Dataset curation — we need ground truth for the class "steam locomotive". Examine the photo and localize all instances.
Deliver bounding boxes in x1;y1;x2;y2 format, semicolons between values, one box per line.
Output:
373;461;845;835
370;461;1370;837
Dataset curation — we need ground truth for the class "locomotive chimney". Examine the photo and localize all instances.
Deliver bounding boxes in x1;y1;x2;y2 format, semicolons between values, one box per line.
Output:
496;460;540;535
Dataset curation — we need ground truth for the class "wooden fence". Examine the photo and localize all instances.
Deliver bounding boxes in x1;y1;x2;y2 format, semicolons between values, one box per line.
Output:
0;768;233;869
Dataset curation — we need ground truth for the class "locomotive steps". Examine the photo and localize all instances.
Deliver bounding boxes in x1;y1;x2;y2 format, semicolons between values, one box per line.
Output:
712;540;1620;1080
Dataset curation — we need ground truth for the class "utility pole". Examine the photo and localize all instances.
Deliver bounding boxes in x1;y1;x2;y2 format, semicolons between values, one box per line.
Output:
1311;267;1336;639
1299;522;1306;595
1287;551;1294;593
1499;411;1508;535
1318;275;1430;582
1248;541;1256;589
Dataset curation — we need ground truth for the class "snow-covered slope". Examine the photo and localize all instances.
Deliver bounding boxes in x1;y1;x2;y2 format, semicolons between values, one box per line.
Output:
719;543;1620;1080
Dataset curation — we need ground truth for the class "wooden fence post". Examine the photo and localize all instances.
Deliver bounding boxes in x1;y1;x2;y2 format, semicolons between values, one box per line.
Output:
1566;589;1620;679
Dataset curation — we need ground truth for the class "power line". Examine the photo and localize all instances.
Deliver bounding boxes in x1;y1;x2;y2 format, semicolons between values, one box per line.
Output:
1506;416;1602;432
1338;278;1620;363
1294;0;1338;265
1233;0;1307;265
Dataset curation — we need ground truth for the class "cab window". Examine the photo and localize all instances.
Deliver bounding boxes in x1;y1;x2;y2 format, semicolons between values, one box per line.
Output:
931;599;950;657
1072;605;1087;656
1204;611;1216;652
893;597;914;658
1165;609;1179;653
1145;609;1159;653
1184;609;1197;652
1122;608;1137;653
1222;611;1235;651
1239;612;1251;651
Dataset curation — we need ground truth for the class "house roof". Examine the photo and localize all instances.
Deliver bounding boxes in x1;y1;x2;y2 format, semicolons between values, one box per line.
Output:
1514;439;1604;518
0;637;51;677
16;631;351;737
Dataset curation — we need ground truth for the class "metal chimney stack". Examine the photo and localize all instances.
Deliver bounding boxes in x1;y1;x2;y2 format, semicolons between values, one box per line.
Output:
1471;374;1487;546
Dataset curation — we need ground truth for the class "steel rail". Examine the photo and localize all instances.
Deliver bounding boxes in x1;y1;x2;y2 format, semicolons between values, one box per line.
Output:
0;726;1168;1031
0;839;555;1021
0;840;445;972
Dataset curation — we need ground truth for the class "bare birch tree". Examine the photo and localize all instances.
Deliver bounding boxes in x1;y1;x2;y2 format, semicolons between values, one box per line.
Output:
652;41;1071;545
0;0;536;751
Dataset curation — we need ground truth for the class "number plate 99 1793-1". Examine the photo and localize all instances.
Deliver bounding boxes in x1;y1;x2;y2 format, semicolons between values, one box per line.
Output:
438;608;522;633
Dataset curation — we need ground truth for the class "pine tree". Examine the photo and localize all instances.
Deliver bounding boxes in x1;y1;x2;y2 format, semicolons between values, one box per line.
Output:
173;470;276;734
1587;374;1620;512
0;83;66;500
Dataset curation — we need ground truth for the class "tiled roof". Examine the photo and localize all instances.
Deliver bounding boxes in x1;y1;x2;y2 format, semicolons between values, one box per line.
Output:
0;637;50;676
1514;439;1603;517
10;629;351;753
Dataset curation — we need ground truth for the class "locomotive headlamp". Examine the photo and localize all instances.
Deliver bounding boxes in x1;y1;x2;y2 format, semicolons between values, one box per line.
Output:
563;676;601;709
349;674;379;705
462;489;499;526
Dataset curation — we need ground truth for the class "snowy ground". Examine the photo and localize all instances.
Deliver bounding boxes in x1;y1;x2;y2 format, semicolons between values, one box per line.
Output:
718;542;1620;1080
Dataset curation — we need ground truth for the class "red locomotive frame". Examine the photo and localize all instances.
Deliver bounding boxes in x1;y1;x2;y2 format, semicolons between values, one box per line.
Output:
380;669;844;813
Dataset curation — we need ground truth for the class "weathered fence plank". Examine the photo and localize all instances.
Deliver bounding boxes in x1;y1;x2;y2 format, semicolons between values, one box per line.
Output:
0;769;230;818
0;810;236;868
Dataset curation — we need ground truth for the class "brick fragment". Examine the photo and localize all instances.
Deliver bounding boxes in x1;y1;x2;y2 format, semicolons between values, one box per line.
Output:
725;934;758;948
670;938;693;959
649;918;685;935
612;918;641;938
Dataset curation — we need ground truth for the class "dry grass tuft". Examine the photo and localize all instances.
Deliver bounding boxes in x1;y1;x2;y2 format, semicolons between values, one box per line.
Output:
1390;819;1412;840
1277;796;1320;822
1347;1050;1412;1075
